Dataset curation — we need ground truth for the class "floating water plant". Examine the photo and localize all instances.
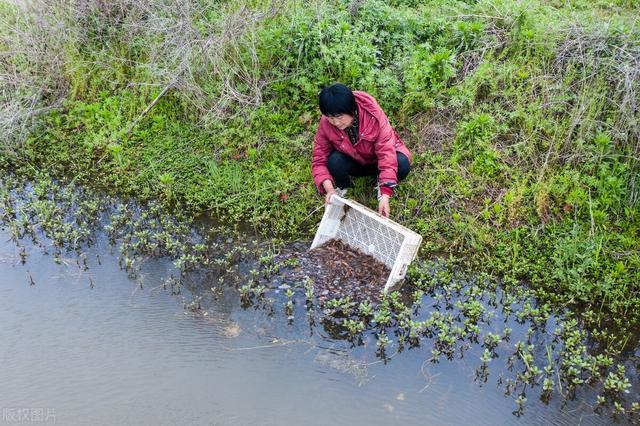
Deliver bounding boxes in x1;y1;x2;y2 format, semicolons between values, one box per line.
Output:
344;319;365;339
304;278;314;304
239;284;252;300
376;331;391;357
358;300;373;319
284;288;295;318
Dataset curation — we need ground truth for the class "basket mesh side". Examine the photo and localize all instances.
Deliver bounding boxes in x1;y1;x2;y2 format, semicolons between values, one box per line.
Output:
335;207;404;269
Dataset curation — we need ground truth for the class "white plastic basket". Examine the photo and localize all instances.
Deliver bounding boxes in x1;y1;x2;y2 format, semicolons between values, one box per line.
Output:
310;195;422;293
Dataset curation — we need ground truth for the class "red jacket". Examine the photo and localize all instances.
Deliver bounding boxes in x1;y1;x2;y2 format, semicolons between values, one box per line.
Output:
312;91;412;196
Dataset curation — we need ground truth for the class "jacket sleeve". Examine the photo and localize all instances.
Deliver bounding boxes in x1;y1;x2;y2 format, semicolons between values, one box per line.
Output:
374;115;399;196
311;122;334;193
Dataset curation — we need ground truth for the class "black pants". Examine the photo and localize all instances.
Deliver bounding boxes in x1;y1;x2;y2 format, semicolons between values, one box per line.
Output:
327;150;410;189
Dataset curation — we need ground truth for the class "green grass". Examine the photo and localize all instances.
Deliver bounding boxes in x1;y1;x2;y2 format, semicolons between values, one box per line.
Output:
1;0;639;341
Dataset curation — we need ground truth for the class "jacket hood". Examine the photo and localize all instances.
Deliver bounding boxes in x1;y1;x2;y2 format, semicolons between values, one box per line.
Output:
354;91;384;121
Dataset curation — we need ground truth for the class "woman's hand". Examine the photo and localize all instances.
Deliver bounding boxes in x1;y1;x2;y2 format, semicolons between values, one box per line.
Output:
322;179;336;204
325;189;337;205
378;194;390;218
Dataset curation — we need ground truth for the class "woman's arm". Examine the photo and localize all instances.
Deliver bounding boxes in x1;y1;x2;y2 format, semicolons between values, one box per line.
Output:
371;113;398;218
374;115;399;197
311;122;335;193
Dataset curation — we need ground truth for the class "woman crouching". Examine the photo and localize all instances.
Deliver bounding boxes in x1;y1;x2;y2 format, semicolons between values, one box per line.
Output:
311;83;412;218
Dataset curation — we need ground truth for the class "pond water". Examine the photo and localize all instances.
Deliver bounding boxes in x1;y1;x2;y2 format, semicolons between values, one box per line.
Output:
1;173;638;425
0;226;620;426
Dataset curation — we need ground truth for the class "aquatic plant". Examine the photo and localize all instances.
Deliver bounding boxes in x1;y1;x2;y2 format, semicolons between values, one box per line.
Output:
252;284;266;299
372;303;392;328
323;297;356;318
284;288;295;318
239;284;252;300
344;319;365;339
358;300;373;319
376;331;391;357
303;277;314;303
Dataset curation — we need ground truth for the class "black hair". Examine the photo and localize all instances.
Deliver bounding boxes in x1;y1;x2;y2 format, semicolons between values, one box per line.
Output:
319;83;356;116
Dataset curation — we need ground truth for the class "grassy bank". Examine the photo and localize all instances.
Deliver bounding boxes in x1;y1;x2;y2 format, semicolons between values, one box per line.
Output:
1;0;639;339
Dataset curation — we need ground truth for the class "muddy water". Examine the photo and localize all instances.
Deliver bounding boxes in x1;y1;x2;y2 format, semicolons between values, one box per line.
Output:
0;226;617;426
